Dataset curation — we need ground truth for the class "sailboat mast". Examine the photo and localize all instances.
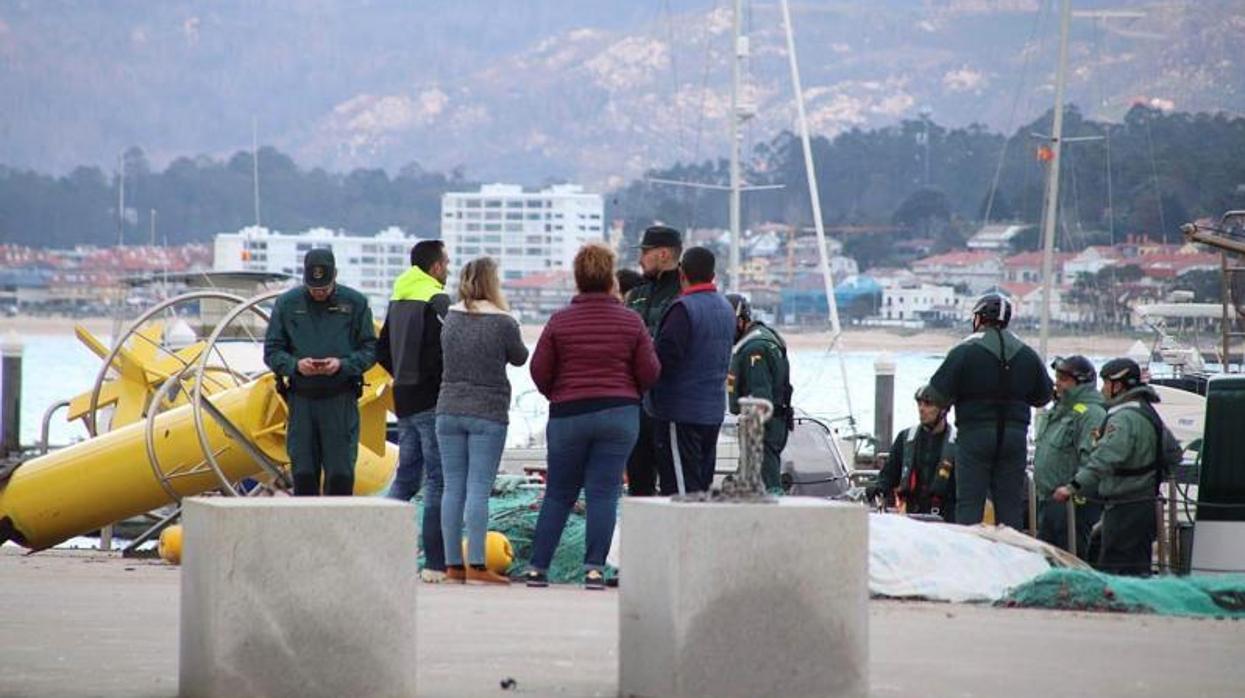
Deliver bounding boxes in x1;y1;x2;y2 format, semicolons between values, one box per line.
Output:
728;0;744;292
1038;0;1072;362
780;0;852;419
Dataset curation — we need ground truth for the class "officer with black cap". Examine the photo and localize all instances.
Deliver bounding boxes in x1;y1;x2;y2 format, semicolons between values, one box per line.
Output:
1033;355;1105;556
264;248;377;496
1054;358;1166;575
623;225;683;496
927;291;1053;526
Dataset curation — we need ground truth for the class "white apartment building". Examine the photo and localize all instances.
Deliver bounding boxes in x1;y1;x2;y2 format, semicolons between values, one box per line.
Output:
214;225;421;314
440;184;604;281
880;281;962;323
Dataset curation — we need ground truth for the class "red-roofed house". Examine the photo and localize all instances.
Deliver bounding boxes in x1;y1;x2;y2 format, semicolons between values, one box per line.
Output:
998;281;1080;326
910;251;1003;293
1003;251;1074;285
503;270;575;321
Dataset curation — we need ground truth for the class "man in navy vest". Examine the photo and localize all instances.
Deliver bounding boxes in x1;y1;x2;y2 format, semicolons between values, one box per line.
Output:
647;246;735;495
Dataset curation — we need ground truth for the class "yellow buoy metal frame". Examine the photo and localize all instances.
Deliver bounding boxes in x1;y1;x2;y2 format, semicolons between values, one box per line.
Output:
0;289;397;551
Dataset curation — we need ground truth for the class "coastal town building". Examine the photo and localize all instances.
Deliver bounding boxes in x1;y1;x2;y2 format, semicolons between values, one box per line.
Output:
910;250;1004;293
440;184;604;282
213;226;420;313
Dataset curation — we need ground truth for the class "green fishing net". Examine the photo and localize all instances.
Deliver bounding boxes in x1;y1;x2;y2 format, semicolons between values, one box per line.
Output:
1001;568;1245;618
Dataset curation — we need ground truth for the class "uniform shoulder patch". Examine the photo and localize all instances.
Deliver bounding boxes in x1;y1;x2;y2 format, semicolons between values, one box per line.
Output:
1072;403;1087;414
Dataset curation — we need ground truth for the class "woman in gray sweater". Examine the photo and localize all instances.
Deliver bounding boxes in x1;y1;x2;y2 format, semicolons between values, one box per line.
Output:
437;257;529;585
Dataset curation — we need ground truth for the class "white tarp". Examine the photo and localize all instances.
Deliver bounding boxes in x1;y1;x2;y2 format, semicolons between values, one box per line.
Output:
868;513;1052;603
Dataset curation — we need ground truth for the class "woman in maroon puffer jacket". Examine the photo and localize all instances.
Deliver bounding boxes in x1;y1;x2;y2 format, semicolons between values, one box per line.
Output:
524;243;660;589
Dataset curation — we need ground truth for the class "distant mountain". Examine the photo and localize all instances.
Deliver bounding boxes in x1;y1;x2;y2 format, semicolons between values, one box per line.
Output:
1;0;1241;187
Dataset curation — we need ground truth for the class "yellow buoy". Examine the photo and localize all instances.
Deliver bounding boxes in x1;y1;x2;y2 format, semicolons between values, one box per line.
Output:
461;531;513;574
158;524;183;565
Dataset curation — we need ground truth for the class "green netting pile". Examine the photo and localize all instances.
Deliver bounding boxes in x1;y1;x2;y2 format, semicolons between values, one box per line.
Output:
411;474;616;584
1001;569;1245;618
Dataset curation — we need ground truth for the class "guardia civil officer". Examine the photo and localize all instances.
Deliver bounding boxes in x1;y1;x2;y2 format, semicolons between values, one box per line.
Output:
1033;355;1105;557
927;292;1053;527
623;225;684;495
264;248;377;496
871;385;957;522
725;293;793;493
1054;358;1163;576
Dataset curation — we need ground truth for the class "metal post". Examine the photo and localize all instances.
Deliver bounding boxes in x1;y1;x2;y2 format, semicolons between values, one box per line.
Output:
1155;497;1168;574
1;331;23;456
1027;473;1039;537
873;354;895;449
1167;473;1180;574
728;0;744;292
1037;0;1072;363
1065;499;1077;558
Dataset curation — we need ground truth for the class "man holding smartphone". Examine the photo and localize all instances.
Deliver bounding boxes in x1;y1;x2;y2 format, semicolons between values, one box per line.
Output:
264;248;377;496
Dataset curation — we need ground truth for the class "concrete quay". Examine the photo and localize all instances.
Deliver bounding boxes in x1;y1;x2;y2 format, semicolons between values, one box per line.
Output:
1;547;1242;698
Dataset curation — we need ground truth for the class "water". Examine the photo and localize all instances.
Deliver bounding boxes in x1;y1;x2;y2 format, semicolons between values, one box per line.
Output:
10;332;946;449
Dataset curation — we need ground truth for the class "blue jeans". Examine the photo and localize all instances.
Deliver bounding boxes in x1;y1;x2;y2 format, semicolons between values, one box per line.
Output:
530;405;639;572
436;414;508;567
387;410;445;571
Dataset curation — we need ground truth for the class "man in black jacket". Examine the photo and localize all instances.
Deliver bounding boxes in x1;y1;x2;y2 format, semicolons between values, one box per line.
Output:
623;225;683;496
376;240;451;582
928;292;1053;527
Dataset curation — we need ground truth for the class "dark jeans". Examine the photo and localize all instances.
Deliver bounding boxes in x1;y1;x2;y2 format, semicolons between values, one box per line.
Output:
286;392;359;496
387;409;445;571
625;410;659;496
1037;498;1102;561
530;405;639;572
954;425;1028;527
1098;499;1156;576
653;420;721;495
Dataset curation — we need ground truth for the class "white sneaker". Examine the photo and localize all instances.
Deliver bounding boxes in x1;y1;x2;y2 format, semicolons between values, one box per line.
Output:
420;569;447;584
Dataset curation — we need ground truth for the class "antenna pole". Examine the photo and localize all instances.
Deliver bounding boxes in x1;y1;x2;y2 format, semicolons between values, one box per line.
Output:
729;0;744;292
1038;0;1071;363
252;117;262;228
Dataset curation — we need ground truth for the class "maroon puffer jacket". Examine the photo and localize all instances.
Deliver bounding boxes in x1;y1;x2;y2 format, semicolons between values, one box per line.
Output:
529;292;661;405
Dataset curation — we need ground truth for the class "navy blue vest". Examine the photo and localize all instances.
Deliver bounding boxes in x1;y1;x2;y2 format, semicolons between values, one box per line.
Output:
647;290;735;425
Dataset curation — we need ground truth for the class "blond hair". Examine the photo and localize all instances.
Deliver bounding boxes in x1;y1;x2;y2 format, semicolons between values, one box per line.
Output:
573;242;616;294
457;256;509;311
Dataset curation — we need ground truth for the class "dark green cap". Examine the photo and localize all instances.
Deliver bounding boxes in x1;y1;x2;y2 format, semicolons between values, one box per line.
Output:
303;248;336;288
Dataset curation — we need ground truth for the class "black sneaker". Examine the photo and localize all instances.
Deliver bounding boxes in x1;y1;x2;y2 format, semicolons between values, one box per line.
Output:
584;569;606;590
524;569;548;588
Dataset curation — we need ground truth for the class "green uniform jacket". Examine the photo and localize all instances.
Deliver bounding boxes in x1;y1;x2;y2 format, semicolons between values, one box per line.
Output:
625;268;682;337
1069;385;1160;502
726;321;790;416
1033;383;1106;499
264;284;377;395
928;327;1052;429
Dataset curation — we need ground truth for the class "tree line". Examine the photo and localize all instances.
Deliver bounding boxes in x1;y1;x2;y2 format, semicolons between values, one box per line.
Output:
2;106;1243;264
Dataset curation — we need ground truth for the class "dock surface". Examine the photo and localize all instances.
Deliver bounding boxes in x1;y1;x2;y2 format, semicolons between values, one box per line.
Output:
1;547;1242;697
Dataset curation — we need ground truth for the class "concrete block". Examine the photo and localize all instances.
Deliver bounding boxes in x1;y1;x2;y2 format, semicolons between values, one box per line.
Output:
620;498;868;698
179;498;418;698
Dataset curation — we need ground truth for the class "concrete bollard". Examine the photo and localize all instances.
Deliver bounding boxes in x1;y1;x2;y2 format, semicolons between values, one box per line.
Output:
1;331;22;456
620;498;869;698
179;498;418;698
873;353;895;451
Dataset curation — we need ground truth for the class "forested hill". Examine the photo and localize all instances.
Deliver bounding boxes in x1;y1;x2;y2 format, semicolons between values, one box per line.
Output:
1;106;1243;252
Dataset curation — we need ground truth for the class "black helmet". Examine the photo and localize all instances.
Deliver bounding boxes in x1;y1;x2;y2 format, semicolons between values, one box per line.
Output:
726;293;751;323
972;292;1013;328
913;384;948;408
1051;355;1096;384
1100;357;1143;388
